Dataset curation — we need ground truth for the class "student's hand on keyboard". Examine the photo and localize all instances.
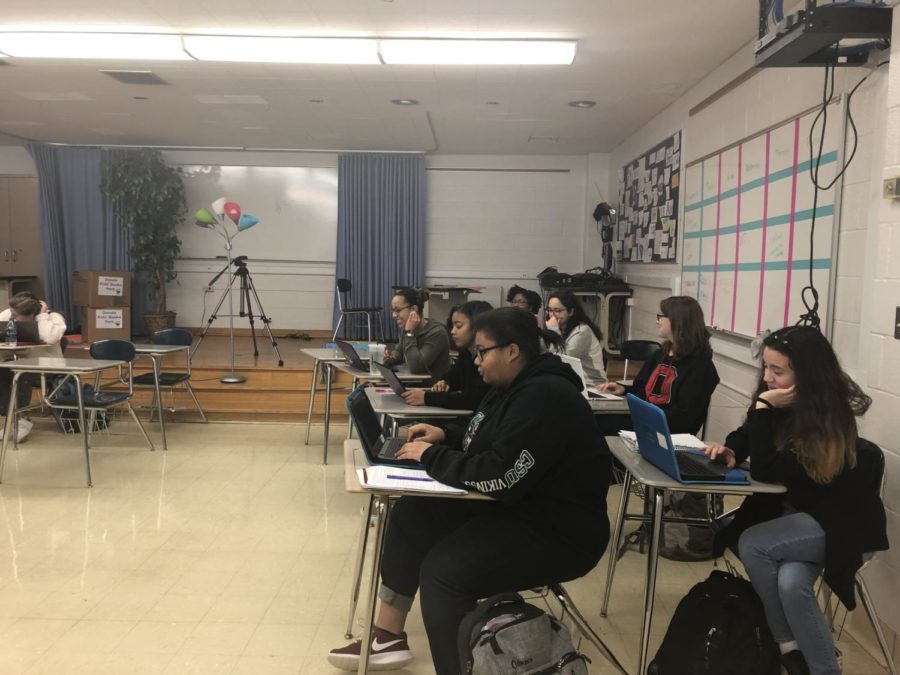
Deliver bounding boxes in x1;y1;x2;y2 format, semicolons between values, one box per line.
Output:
598;382;625;395
431;380;449;393
396;440;431;462
402;389;426;406
703;444;736;468
406;423;445;444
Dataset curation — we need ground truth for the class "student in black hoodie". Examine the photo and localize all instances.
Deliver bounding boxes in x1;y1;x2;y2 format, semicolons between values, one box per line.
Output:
598;295;719;435
327;308;612;674
400;300;492;411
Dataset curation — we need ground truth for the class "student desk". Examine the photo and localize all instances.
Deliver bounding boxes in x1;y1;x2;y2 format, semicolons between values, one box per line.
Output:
343;439;489;674
602;436;785;675
133;343;191;452
0;357;126;487
364;387;471;433
305;356;427;464
587;395;628;415
302;347;349;447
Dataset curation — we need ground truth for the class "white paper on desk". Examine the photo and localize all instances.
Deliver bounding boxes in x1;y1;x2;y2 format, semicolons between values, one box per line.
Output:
617;431;707;452
357;466;467;495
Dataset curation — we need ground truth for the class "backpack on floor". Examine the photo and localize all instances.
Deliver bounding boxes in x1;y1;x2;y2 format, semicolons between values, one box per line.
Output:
648;570;781;675
459;592;589;675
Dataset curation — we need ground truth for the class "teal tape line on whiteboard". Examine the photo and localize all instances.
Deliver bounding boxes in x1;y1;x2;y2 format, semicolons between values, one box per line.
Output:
682;258;831;273
683;204;834;240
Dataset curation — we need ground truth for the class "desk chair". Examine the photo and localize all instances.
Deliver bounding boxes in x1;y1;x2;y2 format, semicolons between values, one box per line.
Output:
333;278;384;342
820;443;897;675
49;340;154;449
619;339;661;384
132;328;207;422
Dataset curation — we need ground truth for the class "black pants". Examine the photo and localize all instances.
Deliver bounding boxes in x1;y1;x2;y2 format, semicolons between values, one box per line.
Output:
380;497;603;675
0;370;35;414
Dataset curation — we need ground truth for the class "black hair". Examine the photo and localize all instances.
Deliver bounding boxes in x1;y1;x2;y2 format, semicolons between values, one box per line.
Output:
473;307;563;361
453;300;494;322
547;290;603;342
392;287;430;314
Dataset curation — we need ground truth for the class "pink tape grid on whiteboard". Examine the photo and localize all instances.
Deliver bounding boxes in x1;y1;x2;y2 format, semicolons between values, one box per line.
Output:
709;153;723;326
783;118;800;327
730;144;743;332
756;132;771;335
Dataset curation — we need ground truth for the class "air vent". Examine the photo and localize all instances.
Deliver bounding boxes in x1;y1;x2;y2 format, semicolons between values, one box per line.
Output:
100;70;169;85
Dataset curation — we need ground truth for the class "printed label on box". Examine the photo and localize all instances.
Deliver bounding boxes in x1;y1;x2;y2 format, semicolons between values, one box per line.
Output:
96;309;123;329
97;276;124;296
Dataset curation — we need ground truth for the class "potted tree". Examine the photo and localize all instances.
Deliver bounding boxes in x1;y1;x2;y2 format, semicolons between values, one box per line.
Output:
100;149;187;334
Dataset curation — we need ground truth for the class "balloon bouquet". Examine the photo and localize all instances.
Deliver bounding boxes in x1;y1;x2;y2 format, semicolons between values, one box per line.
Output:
194;197;259;249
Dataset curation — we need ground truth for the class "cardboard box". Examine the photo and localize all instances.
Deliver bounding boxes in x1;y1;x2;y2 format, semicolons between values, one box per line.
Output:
73;271;131;308
81;306;131;343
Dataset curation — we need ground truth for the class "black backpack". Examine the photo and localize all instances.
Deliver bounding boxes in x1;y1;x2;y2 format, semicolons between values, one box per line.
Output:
648;570;780;675
458;592;589;675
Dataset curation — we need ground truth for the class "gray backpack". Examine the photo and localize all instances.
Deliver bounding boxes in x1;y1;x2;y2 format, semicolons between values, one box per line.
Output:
458;592;589;675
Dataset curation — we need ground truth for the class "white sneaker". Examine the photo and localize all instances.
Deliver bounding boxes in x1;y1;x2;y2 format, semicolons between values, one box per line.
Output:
15;418;33;443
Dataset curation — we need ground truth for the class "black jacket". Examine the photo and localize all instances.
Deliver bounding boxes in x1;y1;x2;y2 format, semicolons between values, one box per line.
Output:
714;408;889;609
628;349;719;434
421;353;611;563
423;349;489;411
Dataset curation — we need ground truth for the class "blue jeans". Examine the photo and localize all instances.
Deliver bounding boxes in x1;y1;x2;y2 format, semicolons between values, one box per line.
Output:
739;512;840;675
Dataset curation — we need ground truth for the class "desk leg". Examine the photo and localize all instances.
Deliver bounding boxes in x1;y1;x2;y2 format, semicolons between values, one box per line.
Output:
600;471;632;617
74;375;92;488
346;495;375;639
305;359;320;445
0;372;21;483
637;489;664;675
359;495;388;675
151;355;167;451
323;364;333;465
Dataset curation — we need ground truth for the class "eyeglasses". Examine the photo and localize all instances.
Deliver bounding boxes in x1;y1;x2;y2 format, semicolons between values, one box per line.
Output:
548;307;568;315
656;313;667;321
473;343;510;361
510;299;530;307
390;305;412;315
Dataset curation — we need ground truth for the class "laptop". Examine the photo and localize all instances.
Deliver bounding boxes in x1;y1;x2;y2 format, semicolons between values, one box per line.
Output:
626;394;749;484
10;320;42;344
375;362;408;396
559;354;620;401
345;387;419;466
335;339;370;373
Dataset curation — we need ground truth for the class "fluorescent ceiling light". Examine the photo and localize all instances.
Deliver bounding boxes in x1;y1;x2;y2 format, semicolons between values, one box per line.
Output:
0;31;189;60
379;39;576;65
183;36;380;64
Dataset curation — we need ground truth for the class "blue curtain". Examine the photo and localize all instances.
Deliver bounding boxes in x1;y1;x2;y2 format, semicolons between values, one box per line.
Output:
334;153;426;340
27;144;148;334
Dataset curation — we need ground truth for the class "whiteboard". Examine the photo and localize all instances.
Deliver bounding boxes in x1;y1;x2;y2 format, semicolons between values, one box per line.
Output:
681;104;840;338
175;165;339;263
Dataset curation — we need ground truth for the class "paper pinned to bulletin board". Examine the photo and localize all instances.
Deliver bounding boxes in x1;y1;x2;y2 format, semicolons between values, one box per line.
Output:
616;130;681;264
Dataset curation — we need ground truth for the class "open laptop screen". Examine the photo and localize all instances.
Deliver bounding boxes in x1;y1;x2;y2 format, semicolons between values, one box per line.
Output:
347;388;385;450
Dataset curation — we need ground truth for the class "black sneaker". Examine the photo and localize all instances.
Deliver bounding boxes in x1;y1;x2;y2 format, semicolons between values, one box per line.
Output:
327;626;413;671
780;649;811;675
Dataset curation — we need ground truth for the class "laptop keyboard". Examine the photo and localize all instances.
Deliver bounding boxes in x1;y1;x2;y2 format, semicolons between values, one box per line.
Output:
675;450;730;479
379;437;407;459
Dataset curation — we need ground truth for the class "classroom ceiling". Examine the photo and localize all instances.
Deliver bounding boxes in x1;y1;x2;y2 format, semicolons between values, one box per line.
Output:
0;0;757;155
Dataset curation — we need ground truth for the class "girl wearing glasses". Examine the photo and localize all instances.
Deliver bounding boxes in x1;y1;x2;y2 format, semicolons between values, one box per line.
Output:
599;295;719;435
705;326;887;675
382;287;450;380
328;308;611;674
401;300;492;411
546;290;607;386
506;285;543;326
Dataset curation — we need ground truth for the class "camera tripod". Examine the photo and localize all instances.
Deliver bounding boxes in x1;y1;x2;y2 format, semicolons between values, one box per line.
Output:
193;256;284;382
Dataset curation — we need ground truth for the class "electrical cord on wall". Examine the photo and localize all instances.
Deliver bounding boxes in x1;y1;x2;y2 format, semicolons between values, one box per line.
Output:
798;56;889;330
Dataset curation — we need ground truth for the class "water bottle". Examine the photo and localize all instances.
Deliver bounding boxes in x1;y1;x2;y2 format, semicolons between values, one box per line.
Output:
5;320;16;346
368;343;383;375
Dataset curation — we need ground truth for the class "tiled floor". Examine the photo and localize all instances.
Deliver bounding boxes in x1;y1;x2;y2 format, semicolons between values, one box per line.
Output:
0;417;886;674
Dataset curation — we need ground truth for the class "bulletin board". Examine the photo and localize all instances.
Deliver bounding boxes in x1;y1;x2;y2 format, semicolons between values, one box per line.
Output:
680;104;840;338
615;130;681;263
